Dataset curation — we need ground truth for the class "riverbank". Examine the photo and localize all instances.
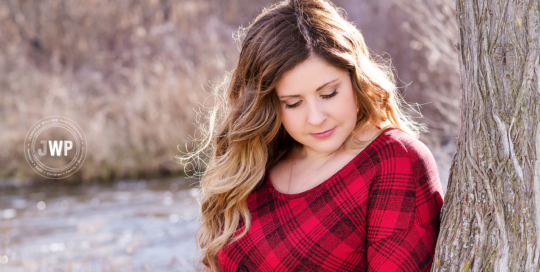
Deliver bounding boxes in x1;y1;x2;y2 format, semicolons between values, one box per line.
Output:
0;176;203;271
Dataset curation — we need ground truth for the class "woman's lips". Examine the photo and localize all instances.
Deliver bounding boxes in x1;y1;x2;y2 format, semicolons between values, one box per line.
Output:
310;126;336;139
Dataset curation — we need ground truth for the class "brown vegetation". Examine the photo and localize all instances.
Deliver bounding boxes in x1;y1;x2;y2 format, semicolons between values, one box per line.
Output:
0;0;458;188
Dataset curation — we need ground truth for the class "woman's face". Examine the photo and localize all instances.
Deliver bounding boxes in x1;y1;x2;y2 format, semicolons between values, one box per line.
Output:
275;56;358;156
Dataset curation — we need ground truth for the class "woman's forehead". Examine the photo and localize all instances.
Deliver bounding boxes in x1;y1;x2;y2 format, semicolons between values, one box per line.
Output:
275;57;346;96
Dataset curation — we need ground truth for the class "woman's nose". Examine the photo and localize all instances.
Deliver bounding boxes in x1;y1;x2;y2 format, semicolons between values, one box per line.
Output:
306;102;327;126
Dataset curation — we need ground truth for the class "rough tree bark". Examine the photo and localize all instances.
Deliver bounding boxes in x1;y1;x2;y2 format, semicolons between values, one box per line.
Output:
431;0;540;271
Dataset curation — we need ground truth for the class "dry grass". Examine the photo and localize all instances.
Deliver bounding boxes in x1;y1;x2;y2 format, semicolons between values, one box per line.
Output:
0;0;458;188
0;0;245;184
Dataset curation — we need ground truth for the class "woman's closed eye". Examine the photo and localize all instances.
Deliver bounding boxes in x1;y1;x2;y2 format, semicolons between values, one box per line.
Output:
285;89;339;109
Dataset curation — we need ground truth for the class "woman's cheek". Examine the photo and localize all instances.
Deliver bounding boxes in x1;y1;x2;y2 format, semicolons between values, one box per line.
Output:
283;115;302;138
280;111;293;131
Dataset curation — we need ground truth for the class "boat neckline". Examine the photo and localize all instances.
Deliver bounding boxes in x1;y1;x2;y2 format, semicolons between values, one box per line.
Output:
264;128;397;200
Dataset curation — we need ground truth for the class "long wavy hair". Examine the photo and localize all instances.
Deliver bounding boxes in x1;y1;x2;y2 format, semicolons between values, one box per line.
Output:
176;0;425;270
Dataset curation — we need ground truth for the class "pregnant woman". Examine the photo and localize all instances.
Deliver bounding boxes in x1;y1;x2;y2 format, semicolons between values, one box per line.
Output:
184;0;445;271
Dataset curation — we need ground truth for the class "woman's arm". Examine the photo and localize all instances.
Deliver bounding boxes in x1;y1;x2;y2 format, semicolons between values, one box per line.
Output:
366;140;443;272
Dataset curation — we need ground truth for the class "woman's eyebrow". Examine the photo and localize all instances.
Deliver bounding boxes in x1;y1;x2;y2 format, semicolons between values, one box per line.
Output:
278;78;339;98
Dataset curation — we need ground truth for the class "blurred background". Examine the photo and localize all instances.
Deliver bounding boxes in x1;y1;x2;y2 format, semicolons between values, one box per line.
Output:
0;0;458;271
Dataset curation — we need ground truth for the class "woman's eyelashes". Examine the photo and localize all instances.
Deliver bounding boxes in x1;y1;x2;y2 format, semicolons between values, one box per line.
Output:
322;89;339;99
284;89;339;109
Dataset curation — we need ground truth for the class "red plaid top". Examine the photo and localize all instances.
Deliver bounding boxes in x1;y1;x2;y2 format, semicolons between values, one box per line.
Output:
217;128;444;271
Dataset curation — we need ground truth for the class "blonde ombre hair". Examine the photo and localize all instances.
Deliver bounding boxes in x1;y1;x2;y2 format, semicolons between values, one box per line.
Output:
177;0;425;270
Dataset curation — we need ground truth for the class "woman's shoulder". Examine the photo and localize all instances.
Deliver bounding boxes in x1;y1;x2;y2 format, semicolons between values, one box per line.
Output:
374;128;443;197
374;128;435;162
371;128;439;180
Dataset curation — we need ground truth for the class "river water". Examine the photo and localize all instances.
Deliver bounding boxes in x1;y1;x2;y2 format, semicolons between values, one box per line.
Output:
0;177;204;272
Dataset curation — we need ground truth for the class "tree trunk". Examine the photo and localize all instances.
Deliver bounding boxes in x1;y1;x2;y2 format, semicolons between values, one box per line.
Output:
432;1;540;271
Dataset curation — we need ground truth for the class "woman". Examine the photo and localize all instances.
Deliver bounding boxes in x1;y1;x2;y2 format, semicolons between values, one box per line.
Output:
181;0;444;271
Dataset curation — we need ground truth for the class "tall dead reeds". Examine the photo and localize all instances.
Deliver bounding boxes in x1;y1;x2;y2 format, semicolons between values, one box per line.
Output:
0;0;458;189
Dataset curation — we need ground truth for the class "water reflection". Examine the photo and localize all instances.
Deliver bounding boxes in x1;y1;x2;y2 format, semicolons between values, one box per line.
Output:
0;177;203;271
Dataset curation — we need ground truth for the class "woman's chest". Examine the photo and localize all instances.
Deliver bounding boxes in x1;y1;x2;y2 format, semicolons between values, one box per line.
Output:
218;183;371;272
268;148;366;195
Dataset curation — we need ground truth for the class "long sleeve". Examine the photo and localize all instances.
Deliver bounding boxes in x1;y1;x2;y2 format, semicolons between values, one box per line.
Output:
366;139;443;272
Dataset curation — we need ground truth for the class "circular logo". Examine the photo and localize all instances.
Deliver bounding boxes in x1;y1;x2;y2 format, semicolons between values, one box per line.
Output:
24;116;87;179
